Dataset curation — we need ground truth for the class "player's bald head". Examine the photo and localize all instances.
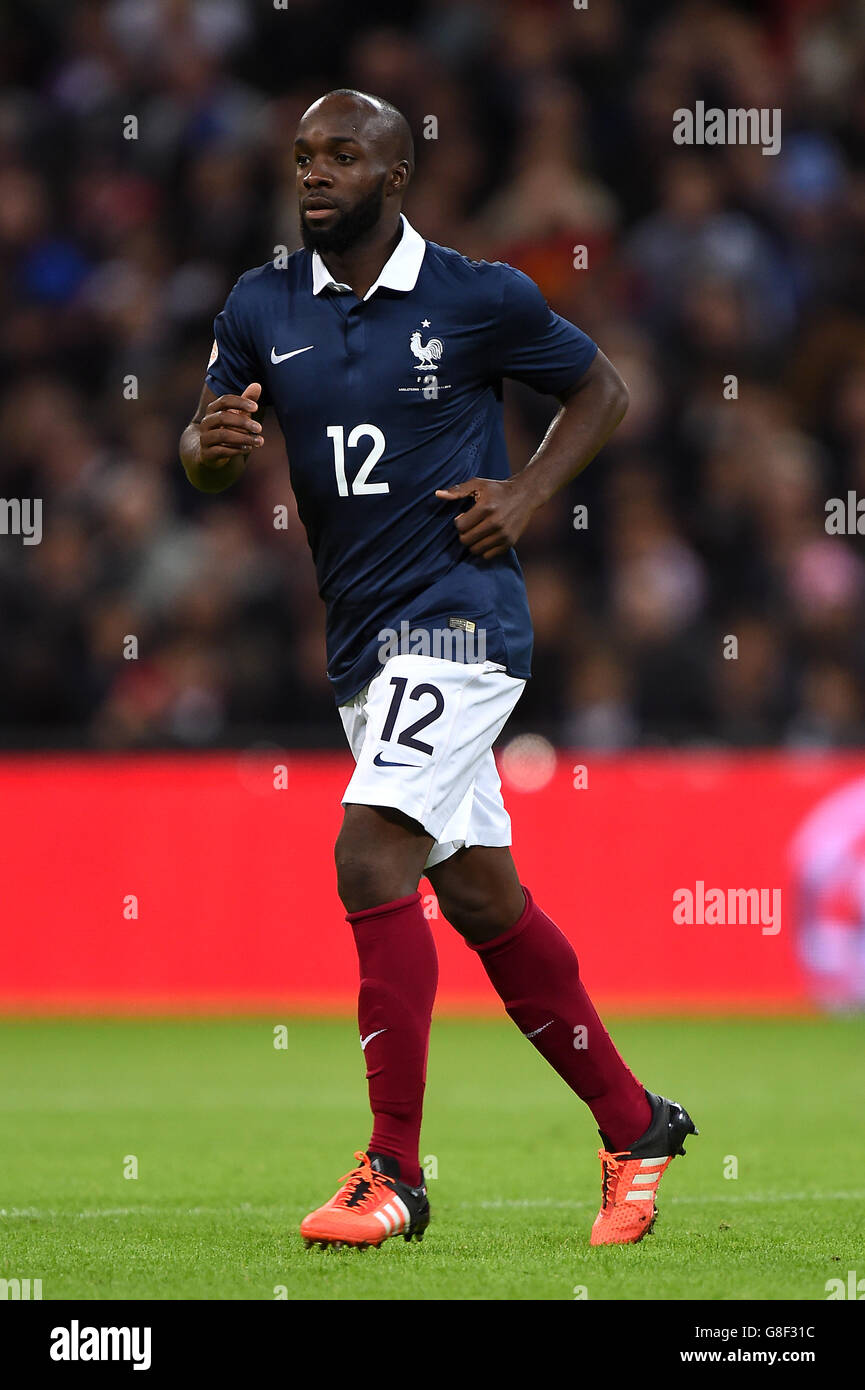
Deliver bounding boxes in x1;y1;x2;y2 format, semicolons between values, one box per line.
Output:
299;89;414;175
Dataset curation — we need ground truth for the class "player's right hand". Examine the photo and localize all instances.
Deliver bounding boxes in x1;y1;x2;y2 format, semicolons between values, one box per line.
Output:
198;382;264;466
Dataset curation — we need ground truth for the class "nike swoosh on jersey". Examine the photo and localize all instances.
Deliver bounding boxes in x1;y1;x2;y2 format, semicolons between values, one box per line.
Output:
360;1029;387;1051
372;752;419;769
270;345;314;363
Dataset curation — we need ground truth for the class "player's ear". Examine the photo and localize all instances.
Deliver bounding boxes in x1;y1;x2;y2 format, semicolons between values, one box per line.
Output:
389;160;411;194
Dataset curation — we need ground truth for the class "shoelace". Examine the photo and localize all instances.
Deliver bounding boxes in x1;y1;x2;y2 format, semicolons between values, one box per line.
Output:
598;1149;628;1209
335;1150;394;1210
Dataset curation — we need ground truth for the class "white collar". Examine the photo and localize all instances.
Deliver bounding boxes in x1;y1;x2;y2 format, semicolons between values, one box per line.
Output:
311;213;425;301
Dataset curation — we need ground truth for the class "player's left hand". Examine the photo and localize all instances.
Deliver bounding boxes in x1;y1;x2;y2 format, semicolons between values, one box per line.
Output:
435;477;537;560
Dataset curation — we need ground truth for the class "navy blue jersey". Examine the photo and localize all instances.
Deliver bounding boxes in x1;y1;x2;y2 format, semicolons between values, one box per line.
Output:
205;215;597;703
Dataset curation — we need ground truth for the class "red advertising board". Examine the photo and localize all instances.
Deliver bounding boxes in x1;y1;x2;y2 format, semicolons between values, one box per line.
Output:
2;751;863;1013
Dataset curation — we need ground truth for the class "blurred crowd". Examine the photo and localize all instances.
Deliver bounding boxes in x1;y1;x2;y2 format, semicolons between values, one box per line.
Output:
2;0;865;748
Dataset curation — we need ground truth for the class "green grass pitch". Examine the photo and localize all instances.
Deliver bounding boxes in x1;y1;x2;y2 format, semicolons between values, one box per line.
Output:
1;1016;862;1301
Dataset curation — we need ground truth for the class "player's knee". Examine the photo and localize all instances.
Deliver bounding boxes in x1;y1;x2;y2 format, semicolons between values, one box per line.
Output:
333;835;377;910
437;887;513;944
336;857;389;913
334;833;413;914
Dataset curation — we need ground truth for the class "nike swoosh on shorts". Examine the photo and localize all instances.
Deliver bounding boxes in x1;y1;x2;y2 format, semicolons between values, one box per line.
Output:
372;752;419;769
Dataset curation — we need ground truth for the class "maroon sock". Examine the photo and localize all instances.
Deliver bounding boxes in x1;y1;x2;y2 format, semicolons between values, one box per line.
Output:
347;891;438;1187
469;887;651;1150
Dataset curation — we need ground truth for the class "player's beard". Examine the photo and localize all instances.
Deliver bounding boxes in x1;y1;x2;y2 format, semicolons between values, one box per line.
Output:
300;175;388;255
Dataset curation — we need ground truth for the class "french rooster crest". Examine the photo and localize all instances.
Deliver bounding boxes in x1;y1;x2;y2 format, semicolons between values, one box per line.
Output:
410;329;443;371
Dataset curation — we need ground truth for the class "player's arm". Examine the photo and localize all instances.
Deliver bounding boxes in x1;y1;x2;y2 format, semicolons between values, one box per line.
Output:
436;350;628;560
180;381;265;493
512;348;628;509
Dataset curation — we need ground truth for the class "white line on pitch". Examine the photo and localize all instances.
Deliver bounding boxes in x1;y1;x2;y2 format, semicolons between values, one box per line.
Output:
2;1190;865;1221
469;1190;865;1209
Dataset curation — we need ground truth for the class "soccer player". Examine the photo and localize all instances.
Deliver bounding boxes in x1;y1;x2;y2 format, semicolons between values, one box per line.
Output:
180;90;696;1249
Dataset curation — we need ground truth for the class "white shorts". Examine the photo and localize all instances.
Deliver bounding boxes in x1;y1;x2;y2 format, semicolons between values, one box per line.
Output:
339;654;526;870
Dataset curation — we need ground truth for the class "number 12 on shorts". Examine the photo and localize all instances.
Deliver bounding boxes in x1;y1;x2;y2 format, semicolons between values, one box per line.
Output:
380;677;444;756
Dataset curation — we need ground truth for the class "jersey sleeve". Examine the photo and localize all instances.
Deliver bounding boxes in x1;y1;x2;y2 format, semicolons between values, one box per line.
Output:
204;277;269;406
490;265;598;396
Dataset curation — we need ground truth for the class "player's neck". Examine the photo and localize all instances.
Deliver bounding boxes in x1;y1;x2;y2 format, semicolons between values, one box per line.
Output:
318;218;403;301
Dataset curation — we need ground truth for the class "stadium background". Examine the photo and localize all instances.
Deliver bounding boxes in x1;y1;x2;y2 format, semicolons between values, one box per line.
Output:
2;0;865;1014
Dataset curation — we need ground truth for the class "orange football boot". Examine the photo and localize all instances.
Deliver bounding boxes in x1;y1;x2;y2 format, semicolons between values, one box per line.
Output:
300;1150;430;1250
590;1091;698;1246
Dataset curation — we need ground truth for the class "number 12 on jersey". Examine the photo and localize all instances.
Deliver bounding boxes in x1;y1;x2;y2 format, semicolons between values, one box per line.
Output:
327;424;388;496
